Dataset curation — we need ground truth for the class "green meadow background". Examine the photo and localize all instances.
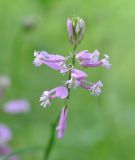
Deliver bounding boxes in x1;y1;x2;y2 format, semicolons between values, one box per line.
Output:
0;0;135;159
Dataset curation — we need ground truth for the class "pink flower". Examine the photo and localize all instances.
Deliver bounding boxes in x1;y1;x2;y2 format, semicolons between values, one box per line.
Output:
40;86;68;107
76;50;112;69
80;80;103;96
89;81;103;96
33;51;68;73
56;107;68;139
66;68;87;89
0;124;12;145
3;99;31;114
71;68;87;80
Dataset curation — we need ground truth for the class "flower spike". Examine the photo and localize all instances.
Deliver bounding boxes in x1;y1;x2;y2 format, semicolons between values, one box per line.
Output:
34;16;111;139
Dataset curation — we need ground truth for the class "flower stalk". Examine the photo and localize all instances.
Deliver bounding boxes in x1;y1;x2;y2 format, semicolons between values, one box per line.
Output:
44;46;77;160
33;16;111;160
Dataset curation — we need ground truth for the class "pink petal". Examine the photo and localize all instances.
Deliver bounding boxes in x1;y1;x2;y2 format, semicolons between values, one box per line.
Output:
55;86;68;99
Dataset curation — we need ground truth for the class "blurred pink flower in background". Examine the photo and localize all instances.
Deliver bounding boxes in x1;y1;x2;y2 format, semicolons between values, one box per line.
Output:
0;124;12;145
0;146;18;160
0;124;18;159
0;145;10;155
3;99;31;114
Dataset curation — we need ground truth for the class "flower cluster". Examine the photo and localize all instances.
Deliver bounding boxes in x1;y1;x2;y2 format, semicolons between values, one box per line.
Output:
33;16;111;139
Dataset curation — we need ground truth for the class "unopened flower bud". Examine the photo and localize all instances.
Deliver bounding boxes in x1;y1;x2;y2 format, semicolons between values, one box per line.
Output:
75;17;85;44
67;17;85;47
56;107;68;139
67;18;75;46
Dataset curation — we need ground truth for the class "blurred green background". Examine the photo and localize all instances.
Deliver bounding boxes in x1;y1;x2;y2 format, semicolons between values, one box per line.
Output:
0;0;135;159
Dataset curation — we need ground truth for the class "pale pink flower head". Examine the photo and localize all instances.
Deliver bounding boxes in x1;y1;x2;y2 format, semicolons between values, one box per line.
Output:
77;50;101;67
33;51;67;73
56;107;68;139
0;124;12;145
76;50;111;69
40;86;68;108
3;99;31;114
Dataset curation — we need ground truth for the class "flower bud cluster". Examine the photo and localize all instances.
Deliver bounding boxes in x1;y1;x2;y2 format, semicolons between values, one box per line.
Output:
67;17;85;47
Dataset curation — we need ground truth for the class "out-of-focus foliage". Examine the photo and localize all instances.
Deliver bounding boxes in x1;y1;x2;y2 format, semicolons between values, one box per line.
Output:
0;0;135;159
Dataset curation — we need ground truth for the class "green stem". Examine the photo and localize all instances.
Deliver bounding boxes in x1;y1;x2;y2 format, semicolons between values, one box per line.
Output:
66;46;77;101
43;46;77;160
43;115;59;160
